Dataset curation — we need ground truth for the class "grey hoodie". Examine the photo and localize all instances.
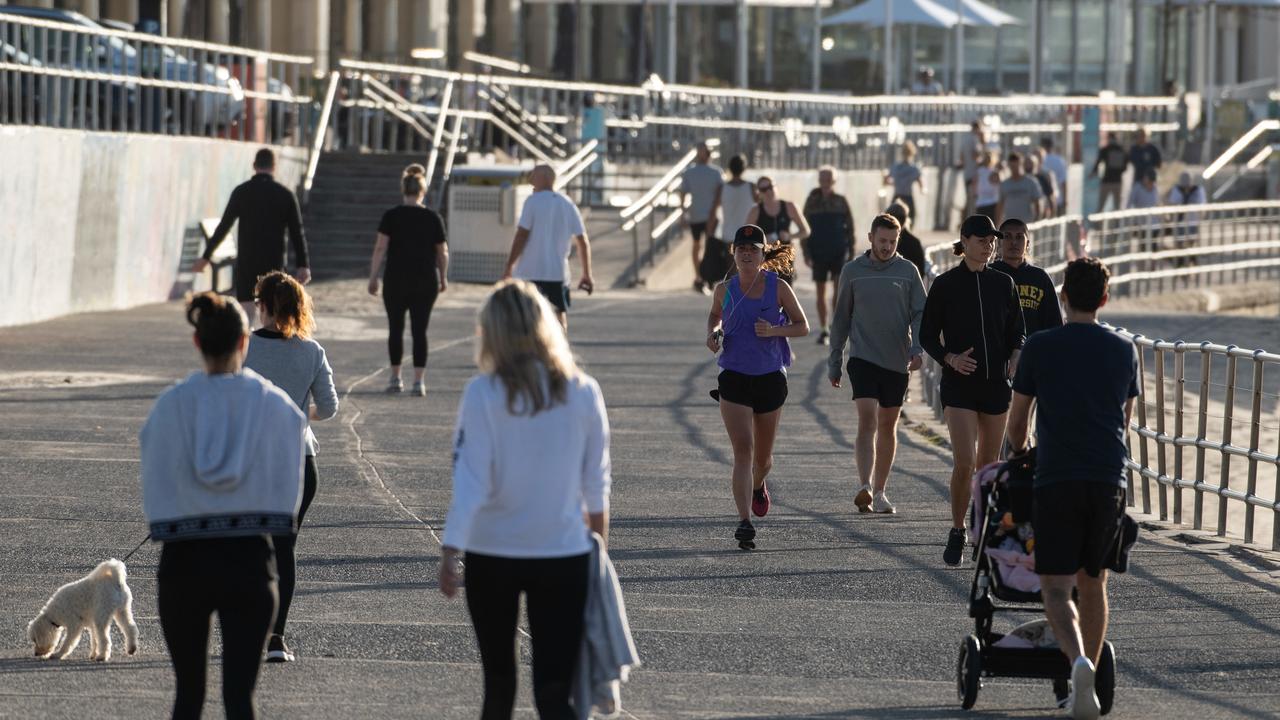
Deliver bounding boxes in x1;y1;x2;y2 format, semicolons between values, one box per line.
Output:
828;251;926;380
141;369;306;541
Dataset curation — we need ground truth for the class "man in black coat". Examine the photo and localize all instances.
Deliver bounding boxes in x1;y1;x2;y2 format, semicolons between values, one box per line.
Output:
192;148;310;318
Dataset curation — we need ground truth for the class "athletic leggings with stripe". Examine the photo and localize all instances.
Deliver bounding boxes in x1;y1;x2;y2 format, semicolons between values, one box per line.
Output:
157;536;277;720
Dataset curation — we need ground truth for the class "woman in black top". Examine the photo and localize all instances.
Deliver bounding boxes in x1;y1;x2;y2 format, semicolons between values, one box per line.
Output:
745;175;810;285
920;215;1025;566
367;165;449;397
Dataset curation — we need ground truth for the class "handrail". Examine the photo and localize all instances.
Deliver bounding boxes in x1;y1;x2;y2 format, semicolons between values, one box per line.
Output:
0;60;299;102
553;151;600;193
303;71;340;196
620;147;701;220
1089;199;1280;224
361;87;432;142
1202;120;1280;179
556;139;599;177
424;79;454;190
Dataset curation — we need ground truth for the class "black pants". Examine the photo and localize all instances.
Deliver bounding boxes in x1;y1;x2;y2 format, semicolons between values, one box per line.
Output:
157;536;278;720
464;552;590;720
384;289;438;368
272;455;317;637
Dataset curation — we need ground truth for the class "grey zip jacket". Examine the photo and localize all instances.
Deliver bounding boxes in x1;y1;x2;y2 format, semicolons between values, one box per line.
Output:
828;251;927;381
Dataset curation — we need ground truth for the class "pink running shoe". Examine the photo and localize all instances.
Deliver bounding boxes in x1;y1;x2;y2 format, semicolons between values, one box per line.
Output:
752;482;771;517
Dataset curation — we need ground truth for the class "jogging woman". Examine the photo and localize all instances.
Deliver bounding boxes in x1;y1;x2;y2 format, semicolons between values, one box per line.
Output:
244;271;339;663
920;215;1025;565
707;224;810;549
439;280;611;719
745;176;810;285
141;293;306;720
367;164;449;396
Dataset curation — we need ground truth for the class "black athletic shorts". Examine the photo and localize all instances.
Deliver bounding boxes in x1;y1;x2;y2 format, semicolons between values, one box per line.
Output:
941;377;1012;415
716;369;788;414
1033;482;1126;577
848;357;909;408
689;222;709;242
532;281;571;314
812;256;846;283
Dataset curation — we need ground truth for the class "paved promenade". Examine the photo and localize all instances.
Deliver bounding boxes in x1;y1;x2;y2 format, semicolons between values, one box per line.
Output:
1;281;1278;719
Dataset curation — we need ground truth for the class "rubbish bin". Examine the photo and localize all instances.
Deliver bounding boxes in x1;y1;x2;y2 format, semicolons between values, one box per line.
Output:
446;165;533;283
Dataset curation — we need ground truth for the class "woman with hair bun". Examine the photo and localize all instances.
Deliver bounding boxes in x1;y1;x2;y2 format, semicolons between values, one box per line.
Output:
243;271;339;663
367;165;449;396
141;292;306;719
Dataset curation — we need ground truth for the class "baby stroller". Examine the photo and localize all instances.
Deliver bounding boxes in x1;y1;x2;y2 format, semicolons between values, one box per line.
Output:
956;449;1116;713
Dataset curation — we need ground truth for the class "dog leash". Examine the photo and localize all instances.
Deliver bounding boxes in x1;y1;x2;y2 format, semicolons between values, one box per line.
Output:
121;534;152;563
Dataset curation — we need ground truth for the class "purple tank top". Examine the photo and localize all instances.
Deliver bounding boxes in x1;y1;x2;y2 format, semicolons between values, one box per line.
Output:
719;271;791;375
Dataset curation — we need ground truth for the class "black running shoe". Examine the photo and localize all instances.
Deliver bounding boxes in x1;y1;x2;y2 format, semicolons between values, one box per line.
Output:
266;634;295;663
943;528;967;566
734;519;756;543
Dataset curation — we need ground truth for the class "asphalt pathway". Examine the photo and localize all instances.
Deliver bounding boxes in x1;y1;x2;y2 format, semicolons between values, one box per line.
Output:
0;281;1278;719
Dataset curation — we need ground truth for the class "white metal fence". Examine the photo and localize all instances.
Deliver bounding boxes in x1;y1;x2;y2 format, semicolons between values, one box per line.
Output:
920;204;1280;549
0;13;313;145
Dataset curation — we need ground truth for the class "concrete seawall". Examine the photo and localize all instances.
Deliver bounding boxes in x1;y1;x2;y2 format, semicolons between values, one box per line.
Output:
0;127;305;328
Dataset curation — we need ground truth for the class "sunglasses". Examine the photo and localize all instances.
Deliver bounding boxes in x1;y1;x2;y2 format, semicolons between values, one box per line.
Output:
758;184;774;192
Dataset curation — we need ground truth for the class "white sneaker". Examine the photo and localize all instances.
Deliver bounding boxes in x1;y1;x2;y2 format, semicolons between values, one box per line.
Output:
411;381;426;397
1067;656;1101;720
872;492;896;514
854;484;873;513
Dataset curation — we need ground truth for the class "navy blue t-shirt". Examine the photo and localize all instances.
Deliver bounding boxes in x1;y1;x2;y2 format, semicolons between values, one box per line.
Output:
1012;323;1140;488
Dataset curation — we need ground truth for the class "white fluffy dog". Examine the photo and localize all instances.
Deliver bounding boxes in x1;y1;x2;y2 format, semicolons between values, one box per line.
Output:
27;559;139;662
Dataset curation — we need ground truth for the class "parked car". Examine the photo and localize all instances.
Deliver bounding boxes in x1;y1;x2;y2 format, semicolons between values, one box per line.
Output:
97;17;244;131
0;6;146;129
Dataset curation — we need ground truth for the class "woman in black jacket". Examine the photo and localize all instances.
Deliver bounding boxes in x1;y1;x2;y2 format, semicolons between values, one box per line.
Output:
921;215;1025;566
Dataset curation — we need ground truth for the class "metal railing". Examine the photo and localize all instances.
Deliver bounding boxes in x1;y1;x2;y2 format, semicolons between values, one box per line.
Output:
1201;120;1278;201
617;144;710;287
300;58;1183;173
1116;328;1280;550
0;13;313;144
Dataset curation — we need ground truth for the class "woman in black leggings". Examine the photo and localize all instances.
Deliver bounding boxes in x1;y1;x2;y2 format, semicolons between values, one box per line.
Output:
141;292;307;719
439;281;612;719
367;164;450;396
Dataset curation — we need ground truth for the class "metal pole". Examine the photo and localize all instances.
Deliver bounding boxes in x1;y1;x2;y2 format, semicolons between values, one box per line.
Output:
955;0;964;94
884;0;893;94
667;0;677;82
736;0;748;88
1205;0;1218;162
811;0;822;91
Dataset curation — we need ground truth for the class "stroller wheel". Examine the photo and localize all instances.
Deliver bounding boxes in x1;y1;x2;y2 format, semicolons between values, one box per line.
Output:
1097;641;1116;715
957;635;983;710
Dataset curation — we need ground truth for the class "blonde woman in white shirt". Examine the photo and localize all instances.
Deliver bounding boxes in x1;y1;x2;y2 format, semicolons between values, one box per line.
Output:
439;280;612;719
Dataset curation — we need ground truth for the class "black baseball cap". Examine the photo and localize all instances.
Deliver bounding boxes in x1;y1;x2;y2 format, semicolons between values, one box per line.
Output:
733;224;766;247
960;214;1004;239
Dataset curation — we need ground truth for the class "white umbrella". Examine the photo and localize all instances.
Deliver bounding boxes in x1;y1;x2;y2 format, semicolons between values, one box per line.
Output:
957;0;1020;26
822;0;978;93
821;0;974;27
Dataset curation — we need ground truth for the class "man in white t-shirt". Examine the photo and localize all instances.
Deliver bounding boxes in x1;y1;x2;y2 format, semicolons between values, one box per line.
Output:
503;164;594;328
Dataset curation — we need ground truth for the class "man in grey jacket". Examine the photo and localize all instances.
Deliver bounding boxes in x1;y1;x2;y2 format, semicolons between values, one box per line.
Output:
828;213;927;515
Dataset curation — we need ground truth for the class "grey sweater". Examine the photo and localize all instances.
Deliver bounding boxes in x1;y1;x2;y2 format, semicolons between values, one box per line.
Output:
828;251;927;380
244;330;339;456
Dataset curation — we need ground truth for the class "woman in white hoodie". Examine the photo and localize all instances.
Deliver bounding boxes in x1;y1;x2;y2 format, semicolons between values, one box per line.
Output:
141;292;306;720
438;280;611;719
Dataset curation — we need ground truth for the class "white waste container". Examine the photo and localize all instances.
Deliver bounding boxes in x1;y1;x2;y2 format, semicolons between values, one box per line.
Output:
446;166;533;283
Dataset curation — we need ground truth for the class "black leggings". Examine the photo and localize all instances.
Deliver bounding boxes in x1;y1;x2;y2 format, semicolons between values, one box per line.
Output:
384;290;437;368
464;552;590;720
157;536;278;720
272;455;318;637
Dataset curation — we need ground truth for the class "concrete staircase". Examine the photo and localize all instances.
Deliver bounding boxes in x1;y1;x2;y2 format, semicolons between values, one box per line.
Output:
303;152;429;280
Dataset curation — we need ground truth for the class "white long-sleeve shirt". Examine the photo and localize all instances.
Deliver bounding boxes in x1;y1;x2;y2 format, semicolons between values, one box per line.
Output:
442;370;611;558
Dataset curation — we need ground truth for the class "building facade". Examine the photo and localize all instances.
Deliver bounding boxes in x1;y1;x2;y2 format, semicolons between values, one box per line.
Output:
10;0;1280;99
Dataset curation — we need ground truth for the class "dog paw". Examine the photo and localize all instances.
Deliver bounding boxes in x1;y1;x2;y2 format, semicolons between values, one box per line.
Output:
127;646;138;655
